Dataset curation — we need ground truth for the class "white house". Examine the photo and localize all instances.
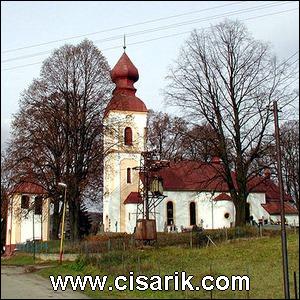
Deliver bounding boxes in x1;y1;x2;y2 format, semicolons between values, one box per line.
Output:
103;50;299;233
5;181;50;254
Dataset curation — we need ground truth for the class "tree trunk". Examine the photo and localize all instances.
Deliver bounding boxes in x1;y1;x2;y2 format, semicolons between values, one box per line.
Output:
234;194;247;227
68;191;81;242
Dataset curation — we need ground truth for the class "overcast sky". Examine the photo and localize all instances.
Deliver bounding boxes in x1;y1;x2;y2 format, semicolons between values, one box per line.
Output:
1;1;299;151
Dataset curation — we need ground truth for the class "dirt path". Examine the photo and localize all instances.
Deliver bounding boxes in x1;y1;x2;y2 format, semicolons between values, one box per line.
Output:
1;266;90;299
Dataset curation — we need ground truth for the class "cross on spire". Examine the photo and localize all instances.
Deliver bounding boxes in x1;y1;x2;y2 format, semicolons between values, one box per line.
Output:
123;34;126;52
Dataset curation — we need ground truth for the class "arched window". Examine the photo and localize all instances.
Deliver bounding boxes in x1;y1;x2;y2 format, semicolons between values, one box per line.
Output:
21;195;30;209
124;127;133;145
190;202;196;226
127;168;131;183
167;201;174;226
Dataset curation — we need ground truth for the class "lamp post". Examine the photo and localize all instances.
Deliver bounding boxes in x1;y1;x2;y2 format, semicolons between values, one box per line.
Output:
58;182;67;264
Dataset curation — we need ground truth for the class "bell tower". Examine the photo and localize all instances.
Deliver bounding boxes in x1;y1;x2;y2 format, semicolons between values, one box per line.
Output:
103;50;148;232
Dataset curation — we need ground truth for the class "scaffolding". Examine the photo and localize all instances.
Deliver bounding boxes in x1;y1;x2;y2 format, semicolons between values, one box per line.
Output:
133;150;169;242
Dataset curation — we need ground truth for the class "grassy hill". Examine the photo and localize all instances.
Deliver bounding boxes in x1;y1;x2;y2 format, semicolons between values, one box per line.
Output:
34;233;299;299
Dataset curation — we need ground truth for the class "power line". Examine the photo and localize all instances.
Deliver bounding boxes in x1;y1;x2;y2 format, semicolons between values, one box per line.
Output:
1;1;246;54
1;1;296;64
1;7;298;72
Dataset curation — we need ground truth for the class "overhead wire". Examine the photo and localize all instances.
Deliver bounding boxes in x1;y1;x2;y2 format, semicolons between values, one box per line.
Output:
1;1;246;54
1;1;295;63
1;5;299;72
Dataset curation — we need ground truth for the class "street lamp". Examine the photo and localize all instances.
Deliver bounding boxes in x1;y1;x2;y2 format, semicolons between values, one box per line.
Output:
58;182;67;264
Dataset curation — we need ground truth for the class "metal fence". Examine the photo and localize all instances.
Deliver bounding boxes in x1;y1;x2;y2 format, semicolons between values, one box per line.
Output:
15;225;295;255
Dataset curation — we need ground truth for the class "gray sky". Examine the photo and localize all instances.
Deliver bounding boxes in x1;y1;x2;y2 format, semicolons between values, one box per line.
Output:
1;1;299;151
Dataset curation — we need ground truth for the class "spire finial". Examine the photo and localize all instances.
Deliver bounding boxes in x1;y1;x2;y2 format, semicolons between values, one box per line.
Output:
123;34;126;52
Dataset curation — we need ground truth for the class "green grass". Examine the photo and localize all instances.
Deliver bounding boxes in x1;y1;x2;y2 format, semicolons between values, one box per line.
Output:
34;233;299;299
1;252;42;265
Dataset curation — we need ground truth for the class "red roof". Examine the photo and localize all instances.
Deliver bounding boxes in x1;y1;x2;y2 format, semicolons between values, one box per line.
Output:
104;94;147;116
157;161;228;191
10;182;47;195
124;192;143;204
155;161;293;202
261;202;298;215
104;52;147;117
247;177;292;201
111;52;139;82
214;193;232;201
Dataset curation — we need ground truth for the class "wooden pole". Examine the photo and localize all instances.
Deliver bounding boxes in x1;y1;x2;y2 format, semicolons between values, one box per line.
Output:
273;100;290;299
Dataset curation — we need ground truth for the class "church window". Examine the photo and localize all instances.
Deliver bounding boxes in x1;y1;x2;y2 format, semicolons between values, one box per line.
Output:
127;168;131;183
124;127;133;145
34;196;43;215
167;201;174;226
21;195;30;209
190;202;196;226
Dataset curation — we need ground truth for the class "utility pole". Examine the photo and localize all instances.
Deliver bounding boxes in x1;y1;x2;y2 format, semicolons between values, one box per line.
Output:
273;100;290;299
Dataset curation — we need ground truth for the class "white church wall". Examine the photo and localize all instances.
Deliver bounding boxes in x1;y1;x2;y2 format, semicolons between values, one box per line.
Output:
6;194;49;246
212;201;236;229
125;204;137;233
247;193;268;222
156;191;198;232
103;110;147;232
103;111;147;154
269;214;299;226
104;153;123;232
198;192;235;229
154;191;237;231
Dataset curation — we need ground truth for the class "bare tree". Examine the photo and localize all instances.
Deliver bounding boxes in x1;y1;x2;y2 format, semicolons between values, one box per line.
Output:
5;39;113;240
165;20;298;226
181;123;219;161
146;110;188;160
147;110;223;162
1;152;11;251
280;120;299;210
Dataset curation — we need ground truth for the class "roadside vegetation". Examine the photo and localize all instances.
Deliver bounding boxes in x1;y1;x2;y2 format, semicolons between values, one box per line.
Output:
12;232;297;299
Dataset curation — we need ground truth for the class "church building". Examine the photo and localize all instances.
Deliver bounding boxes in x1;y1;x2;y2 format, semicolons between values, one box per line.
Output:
102;50;299;233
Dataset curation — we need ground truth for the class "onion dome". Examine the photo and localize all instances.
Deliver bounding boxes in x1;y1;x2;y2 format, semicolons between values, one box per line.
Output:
104;52;147;117
111;52;139;83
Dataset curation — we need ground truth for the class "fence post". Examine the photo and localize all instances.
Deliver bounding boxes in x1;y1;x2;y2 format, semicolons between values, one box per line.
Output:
259;224;262;237
84;241;88;257
294;271;298;299
190;231;193;249
107;239;111;251
210;264;213;300
138;256;141;276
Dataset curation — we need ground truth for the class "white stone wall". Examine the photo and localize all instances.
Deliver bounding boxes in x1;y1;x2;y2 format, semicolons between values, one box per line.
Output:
154;191;236;231
107;187;299;233
103;152;121;232
6;194;50;246
247;193;268;222
125;204;138;233
103;110;147;232
269;214;299;226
